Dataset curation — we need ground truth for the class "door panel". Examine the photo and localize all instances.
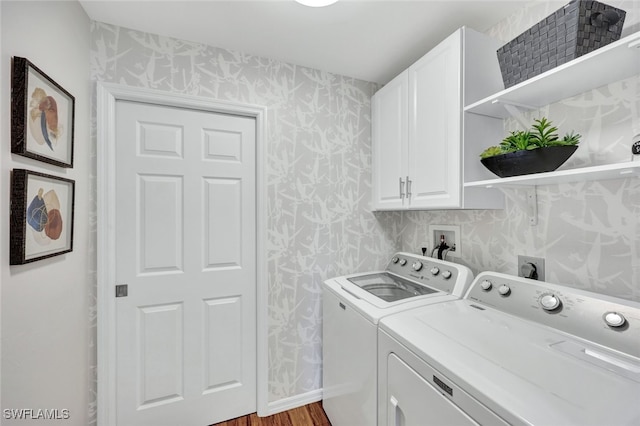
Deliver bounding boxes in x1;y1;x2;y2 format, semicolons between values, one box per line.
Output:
115;100;256;426
203;178;242;268
138;122;184;158
203;297;243;392
137;303;184;408
138;174;183;274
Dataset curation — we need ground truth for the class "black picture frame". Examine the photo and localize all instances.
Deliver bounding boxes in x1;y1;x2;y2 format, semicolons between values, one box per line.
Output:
11;56;75;168
10;169;75;265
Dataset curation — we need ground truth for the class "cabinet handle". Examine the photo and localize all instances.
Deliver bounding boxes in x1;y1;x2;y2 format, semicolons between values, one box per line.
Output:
399;177;405;199
406;176;412;198
390;396;401;426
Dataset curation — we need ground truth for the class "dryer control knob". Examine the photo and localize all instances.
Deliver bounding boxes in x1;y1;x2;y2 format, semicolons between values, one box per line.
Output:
604;311;626;328
442;270;452;279
480;280;492;291
498;284;511;296
399;258;407;266
412;261;423;271
430;267;440;276
539;293;561;311
392;257;399;264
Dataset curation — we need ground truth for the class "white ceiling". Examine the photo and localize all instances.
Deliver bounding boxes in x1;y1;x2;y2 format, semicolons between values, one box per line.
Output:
79;0;532;84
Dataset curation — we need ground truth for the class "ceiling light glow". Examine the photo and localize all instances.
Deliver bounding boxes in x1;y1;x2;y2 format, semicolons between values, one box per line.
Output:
295;0;339;7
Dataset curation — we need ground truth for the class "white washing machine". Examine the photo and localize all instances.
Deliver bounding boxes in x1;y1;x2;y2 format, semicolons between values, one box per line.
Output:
322;252;473;426
378;272;640;426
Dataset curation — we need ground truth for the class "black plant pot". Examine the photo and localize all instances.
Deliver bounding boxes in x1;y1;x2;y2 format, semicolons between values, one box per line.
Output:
480;145;579;178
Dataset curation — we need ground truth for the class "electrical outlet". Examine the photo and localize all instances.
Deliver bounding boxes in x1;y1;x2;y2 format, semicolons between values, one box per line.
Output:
518;255;545;281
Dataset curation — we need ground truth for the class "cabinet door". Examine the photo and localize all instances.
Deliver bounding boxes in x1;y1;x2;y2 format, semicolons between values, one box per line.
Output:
372;71;408;210
408;29;461;209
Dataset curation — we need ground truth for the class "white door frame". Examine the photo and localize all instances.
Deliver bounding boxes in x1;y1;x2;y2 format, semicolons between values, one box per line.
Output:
96;82;268;426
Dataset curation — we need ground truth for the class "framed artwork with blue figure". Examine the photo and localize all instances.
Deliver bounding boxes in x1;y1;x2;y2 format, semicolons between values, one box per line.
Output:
11;57;75;168
10;169;75;265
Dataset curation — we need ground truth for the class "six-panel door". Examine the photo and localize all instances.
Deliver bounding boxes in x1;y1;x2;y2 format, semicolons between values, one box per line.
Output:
115;100;257;425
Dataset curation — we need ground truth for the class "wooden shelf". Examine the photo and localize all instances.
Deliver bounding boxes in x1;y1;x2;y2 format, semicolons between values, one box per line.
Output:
464;161;640;188
464;31;640;118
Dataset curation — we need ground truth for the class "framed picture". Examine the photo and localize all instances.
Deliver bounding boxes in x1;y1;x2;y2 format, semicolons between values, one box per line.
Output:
10;169;75;265
11;56;75;168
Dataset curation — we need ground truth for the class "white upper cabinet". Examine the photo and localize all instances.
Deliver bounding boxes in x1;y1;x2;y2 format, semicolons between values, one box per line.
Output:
372;27;505;211
372;72;408;209
408;29;461;209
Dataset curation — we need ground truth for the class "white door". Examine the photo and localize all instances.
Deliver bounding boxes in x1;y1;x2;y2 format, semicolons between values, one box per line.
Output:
408;29;461;209
114;100;256;426
372;71;408;210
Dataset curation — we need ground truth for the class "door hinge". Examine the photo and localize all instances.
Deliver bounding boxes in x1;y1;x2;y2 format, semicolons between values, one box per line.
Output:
115;284;128;297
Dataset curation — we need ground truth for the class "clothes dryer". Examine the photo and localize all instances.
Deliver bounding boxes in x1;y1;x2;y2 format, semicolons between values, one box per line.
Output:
378;272;640;425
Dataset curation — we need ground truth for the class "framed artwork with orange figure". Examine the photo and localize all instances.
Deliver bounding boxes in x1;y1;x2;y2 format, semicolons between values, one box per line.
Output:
11;57;75;168
10;169;75;265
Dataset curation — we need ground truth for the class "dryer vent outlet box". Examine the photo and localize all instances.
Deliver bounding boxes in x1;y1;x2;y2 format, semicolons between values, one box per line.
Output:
428;225;461;259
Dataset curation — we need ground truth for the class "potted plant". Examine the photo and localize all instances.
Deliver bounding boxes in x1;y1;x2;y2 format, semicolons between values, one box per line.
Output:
479;117;581;178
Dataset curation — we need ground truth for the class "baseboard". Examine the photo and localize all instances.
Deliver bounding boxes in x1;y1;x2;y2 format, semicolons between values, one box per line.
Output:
261;388;323;417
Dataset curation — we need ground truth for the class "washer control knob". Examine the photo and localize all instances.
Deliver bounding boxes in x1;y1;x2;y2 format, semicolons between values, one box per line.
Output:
442;270;452;280
430;267;440;276
480;280;492;291
412;261;423;271
399;258;407;266
539;293;561;311
604;311;627;328
392;257;399;264
498;284;511;296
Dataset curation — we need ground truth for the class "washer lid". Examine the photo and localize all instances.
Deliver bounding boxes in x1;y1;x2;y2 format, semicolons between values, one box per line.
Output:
380;301;640;426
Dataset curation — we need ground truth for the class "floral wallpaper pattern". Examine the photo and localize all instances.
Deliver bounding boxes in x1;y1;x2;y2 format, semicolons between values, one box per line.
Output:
87;0;640;422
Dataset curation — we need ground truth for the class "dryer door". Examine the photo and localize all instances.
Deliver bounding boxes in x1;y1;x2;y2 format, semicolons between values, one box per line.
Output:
386;353;478;426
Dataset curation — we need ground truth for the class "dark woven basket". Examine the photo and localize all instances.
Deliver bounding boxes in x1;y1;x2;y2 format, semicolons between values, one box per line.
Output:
497;0;626;88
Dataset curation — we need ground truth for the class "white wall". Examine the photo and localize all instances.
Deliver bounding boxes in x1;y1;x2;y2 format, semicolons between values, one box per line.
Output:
1;2;91;425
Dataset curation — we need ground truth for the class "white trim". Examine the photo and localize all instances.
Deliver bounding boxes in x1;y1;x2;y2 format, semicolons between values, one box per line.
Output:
263;389;324;417
96;82;268;425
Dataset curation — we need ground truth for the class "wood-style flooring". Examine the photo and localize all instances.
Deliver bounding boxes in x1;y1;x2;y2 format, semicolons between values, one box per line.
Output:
211;402;331;426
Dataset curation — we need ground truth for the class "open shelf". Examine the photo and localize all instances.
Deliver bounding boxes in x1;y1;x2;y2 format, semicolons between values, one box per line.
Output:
464;31;640;118
464;161;640;188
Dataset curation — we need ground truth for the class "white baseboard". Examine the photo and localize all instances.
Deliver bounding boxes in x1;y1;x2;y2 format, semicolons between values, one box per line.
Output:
261;388;324;417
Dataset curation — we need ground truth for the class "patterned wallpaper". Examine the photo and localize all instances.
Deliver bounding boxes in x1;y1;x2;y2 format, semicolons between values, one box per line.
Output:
88;22;398;406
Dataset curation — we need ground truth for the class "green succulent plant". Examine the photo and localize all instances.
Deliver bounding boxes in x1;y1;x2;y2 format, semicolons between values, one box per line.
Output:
479;146;503;159
530;117;559;147
559;131;582;146
480;117;581;159
500;130;536;151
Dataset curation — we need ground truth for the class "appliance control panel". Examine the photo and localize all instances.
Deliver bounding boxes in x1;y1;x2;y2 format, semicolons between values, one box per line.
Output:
467;272;640;359
386;252;472;297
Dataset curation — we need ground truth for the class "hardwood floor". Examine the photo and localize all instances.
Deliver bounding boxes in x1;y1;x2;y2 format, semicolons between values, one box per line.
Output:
211;402;331;426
